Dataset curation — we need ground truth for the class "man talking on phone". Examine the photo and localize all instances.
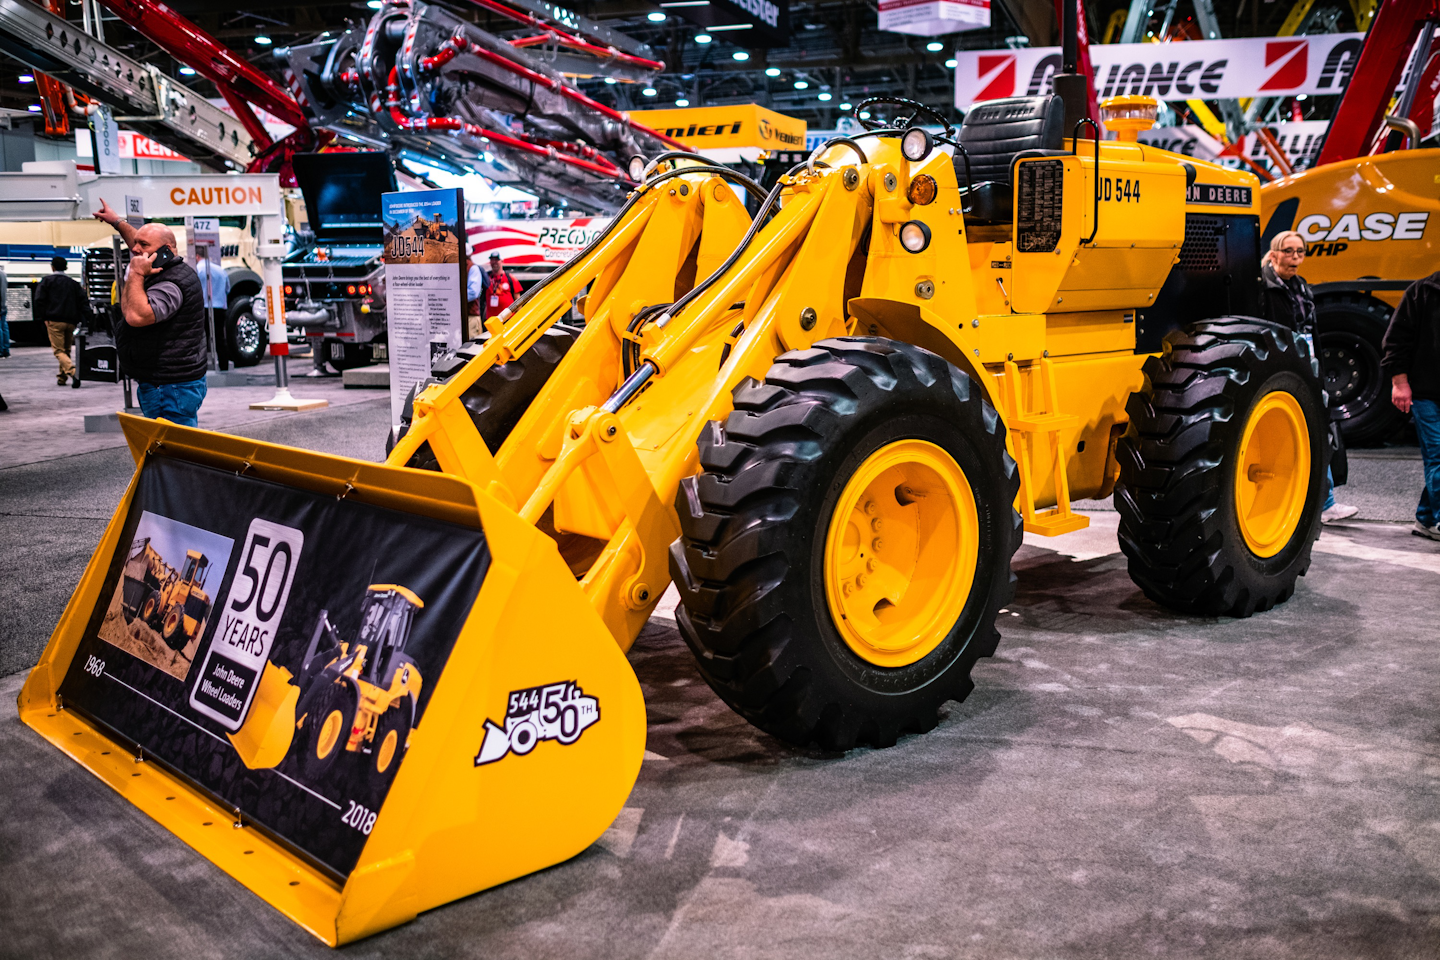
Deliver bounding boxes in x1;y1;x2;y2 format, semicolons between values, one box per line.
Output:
94;198;209;426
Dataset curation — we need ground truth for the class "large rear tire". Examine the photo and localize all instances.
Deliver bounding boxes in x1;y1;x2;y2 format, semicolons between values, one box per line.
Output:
670;338;1022;750
1115;318;1329;618
1317;294;1404;446
389;324;580;469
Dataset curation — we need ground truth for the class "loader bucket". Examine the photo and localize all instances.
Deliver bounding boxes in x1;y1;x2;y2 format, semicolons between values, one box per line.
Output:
18;414;646;946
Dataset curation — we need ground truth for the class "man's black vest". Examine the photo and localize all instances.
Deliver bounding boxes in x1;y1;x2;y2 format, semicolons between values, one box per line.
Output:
116;258;209;384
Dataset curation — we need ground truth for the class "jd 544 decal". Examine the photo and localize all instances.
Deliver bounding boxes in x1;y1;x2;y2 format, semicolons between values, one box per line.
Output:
474;681;600;765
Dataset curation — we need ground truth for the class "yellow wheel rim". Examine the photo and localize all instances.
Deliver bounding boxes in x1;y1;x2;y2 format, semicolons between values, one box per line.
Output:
823;439;979;668
317;708;344;760
1234;389;1310;558
376;729;398;773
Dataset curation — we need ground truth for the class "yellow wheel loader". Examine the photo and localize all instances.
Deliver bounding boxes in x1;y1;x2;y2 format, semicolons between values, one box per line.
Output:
1260;148;1439;445
292;584;425;781
122;542;214;652
21;92;1329;944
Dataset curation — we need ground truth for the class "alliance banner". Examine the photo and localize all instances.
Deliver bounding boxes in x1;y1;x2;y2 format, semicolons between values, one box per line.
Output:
56;456;490;879
954;35;1365;108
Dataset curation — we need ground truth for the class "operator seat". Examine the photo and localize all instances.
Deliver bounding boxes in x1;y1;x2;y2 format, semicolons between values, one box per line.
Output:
957;95;1066;225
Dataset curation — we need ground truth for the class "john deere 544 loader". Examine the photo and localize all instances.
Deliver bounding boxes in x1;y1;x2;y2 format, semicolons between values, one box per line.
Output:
21;93;1328;944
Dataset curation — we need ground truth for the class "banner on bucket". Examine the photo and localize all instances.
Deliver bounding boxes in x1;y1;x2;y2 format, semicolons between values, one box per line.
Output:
56;456;490;879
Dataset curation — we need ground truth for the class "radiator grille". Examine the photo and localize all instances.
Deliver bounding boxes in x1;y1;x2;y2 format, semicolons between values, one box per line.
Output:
1178;215;1223;272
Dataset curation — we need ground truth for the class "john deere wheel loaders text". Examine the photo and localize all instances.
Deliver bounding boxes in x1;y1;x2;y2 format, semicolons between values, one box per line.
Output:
21;92;1329;944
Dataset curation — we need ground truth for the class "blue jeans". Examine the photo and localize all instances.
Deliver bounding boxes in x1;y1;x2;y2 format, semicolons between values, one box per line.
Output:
0;310;10;356
1324;467;1335;511
137;378;207;428
1415;399;1440;528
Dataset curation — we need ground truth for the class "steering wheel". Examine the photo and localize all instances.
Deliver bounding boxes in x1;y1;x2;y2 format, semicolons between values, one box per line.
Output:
851;96;955;137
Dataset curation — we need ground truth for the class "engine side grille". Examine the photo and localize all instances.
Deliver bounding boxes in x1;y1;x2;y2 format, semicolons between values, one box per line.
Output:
1178;215;1223;272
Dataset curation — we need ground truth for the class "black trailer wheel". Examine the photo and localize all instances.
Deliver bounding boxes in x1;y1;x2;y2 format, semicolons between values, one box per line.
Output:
1115;318;1329;618
372;699;412;779
1317;294;1404;446
389;324;580;469
225;297;265;368
670;338;1022;750
303;681;358;779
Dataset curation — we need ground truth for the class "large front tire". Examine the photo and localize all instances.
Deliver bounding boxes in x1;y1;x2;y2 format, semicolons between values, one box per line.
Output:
1115;318;1329;618
670;338;1022;751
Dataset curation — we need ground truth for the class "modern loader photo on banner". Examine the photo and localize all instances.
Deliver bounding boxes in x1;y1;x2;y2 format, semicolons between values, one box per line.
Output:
56;455;490;879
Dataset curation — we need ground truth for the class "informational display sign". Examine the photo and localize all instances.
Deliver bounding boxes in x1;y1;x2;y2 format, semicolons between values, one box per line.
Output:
954;34;1365;107
185;216;224;308
90;106;121;176
879;0;989;36
124;195;144;229
56;456;490;878
382;188;466;429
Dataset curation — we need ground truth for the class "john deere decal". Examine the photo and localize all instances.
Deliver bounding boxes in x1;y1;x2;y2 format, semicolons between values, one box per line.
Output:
474;682;600;765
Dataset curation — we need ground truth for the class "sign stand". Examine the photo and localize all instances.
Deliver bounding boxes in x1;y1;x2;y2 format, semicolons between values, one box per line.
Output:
249;213;327;412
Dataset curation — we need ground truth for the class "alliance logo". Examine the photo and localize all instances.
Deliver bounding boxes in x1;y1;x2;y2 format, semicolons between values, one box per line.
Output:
1261;39;1308;91
976;53;1017;101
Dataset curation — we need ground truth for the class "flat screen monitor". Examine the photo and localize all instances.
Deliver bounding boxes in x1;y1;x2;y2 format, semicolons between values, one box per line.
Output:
293;152;397;243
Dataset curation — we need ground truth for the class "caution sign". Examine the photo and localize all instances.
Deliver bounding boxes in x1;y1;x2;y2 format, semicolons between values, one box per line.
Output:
56;456;490;878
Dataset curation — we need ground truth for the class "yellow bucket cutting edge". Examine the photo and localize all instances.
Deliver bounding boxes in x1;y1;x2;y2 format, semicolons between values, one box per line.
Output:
18;415;646;946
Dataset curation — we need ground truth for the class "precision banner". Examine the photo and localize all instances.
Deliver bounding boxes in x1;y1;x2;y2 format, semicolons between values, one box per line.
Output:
955;35;1365;108
879;0;990;36
55;456;490;879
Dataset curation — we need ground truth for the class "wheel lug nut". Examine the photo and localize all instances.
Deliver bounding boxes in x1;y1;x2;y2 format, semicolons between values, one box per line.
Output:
856;574;867;588
867;558;878;572
871;518;883;531
842;582;854;597
872;538;883;552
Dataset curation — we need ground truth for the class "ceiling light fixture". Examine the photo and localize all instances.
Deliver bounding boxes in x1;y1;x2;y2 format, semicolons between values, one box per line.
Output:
764;67;780;77
604;76;617;84
254;35;272;45
731;50;749;61
179;66;197;75
945;58;957;68
695;33;711;43
817;92;832;101
926;41;944;52
18;73;34;83
647;12;666;21
676;98;689;106
642;86;658;96
27;104;41;112
793;80;808;89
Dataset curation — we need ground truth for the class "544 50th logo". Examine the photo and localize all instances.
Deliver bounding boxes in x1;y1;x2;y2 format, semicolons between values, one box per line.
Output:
474;681;599;765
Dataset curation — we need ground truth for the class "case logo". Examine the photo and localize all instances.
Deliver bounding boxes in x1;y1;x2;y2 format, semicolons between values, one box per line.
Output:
474;681;600;765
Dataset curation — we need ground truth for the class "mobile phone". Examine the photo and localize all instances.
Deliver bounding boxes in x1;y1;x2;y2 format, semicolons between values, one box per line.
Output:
151;244;176;268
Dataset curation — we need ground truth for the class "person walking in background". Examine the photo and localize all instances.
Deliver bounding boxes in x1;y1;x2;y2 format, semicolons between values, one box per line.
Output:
0;262;11;358
465;252;485;340
32;256;90;387
94;198;209;427
194;247;230;371
1382;270;1440;542
1261;231;1357;523
483;253;521;320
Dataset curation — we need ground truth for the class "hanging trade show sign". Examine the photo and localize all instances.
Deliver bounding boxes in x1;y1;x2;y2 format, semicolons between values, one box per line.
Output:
673;0;790;47
382;187;466;429
955;34;1365;108
630;104;806;162
879;0;989;37
54;455;490;879
90;106;121;176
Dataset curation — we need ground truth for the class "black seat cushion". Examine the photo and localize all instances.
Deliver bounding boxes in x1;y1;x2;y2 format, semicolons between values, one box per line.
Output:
957;95;1065;186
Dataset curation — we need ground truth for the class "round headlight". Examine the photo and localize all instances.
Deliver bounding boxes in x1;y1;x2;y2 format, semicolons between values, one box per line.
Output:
901;126;932;162
907;173;937;205
898;220;931;253
627;155;647;181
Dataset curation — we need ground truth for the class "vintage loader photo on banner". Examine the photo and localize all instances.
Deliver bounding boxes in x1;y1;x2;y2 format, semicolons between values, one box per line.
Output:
57;456;490;878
